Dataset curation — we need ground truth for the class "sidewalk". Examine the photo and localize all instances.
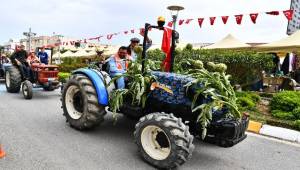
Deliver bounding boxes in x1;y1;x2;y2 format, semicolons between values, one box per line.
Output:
247;120;300;143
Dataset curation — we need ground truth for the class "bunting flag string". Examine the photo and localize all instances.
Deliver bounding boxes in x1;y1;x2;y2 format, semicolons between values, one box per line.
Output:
221;16;229;24
250;13;259;24
209;17;216;25
56;9;293;46
197;18;204;28
235;15;243;25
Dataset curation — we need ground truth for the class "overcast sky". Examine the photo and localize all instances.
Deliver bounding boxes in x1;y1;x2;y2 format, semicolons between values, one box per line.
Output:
0;0;292;45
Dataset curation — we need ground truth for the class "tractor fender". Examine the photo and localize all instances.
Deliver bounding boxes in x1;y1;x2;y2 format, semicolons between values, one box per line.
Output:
72;68;109;106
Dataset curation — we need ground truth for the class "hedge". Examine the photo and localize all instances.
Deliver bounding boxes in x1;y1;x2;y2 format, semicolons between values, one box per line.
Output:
146;48;273;86
270;91;300;121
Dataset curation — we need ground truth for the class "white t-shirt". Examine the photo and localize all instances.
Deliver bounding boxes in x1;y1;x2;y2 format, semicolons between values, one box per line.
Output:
289;53;294;72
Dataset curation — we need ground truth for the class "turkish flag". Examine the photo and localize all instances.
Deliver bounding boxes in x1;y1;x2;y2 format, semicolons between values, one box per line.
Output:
161;27;172;72
235;15;243;25
250;13;259;24
167;21;173;27
185;19;193;24
198;18;204;28
210;17;216;25
179;19;185;25
266;11;280;15
221;16;229;24
107;34;113;40
283;10;294;21
140;28;145;35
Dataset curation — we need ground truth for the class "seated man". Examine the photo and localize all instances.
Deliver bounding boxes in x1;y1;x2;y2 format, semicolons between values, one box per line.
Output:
10;45;31;79
107;46;132;89
27;52;40;65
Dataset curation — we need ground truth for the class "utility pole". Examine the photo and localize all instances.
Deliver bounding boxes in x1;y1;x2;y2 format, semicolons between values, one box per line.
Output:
23;28;36;51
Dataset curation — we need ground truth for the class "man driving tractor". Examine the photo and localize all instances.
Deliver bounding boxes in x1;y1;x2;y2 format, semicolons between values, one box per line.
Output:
10;45;31;79
107;46;131;89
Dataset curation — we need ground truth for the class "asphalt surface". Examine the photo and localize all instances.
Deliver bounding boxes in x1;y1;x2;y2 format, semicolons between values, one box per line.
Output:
0;83;300;170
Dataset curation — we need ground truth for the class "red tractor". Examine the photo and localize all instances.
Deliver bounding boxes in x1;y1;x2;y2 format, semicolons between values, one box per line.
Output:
5;63;60;99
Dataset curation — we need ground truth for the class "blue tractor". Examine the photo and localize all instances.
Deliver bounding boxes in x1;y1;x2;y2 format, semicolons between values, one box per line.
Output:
61;19;249;169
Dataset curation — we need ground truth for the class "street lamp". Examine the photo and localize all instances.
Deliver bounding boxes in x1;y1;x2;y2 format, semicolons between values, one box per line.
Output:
23;28;36;51
167;5;184;72
167;5;184;31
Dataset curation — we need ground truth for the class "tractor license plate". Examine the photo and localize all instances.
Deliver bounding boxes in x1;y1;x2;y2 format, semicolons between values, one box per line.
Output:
48;78;55;81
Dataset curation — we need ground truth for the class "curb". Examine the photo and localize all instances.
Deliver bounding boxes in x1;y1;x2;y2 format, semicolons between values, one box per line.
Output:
247;121;300;143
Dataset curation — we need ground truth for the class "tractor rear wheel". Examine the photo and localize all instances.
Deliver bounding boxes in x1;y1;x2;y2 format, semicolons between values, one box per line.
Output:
22;80;33;99
134;112;195;169
62;74;106;130
5;66;21;93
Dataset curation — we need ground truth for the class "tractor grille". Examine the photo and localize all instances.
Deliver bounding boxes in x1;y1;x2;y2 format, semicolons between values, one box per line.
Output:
46;72;57;77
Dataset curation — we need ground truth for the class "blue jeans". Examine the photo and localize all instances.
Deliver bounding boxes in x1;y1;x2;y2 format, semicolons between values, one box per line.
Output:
111;73;125;89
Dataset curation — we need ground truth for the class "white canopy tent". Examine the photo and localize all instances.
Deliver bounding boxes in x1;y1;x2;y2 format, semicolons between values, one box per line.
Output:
256;30;300;49
73;49;90;57
204;34;251;49
52;52;61;59
61;50;75;57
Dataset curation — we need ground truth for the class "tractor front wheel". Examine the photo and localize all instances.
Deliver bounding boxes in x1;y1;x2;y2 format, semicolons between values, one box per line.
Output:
62;74;106;130
22;80;33;99
134;113;195;169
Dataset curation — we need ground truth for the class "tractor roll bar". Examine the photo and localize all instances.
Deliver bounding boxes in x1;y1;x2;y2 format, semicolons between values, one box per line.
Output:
141;23;177;73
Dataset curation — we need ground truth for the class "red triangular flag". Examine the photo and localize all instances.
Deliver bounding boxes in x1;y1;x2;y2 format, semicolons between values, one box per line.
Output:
198;18;204;28
221;16;229;24
250;13;259;24
167;21;173;27
124;31;128;34
107;34;113;40
266;11;280;15
185;19;193;24
140;28;145;35
179;19;185;25
210;17;216;25
235;15;243;25
283;10;294;21
131;29;135;33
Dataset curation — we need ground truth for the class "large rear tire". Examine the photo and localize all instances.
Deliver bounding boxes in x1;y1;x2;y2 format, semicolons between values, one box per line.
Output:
22;80;33;99
134;113;195;169
62;74;106;130
5;66;21;93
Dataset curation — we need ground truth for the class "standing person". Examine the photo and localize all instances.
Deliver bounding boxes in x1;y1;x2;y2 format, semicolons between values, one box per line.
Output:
10;45;30;79
37;47;49;65
281;52;298;75
108;46;132;89
127;32;152;61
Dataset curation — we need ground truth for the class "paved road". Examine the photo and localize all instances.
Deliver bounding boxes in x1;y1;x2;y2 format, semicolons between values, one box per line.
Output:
0;84;300;170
